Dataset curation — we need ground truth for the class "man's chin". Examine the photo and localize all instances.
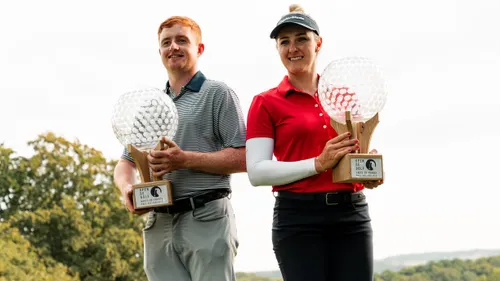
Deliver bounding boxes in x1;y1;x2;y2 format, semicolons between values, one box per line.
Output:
166;65;186;72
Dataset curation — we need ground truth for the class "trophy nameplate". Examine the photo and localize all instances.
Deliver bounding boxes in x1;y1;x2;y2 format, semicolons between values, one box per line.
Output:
132;181;173;209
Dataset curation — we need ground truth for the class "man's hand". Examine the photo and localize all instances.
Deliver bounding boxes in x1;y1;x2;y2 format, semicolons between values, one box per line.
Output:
363;149;384;189
148;137;187;178
121;184;151;215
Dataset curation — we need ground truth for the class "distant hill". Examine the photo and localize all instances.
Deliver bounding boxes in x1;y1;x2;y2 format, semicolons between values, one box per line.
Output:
374;249;500;273
248;249;500;279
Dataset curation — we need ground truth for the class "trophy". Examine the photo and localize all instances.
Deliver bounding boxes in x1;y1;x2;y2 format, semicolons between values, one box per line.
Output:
111;88;179;209
318;57;388;183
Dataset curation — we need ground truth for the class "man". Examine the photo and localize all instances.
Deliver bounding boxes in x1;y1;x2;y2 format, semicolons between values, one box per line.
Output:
113;16;246;281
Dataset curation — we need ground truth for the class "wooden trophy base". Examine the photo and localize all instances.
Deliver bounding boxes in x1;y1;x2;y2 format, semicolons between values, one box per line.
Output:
330;112;384;183
332;154;383;183
132;180;173;209
127;142;174;210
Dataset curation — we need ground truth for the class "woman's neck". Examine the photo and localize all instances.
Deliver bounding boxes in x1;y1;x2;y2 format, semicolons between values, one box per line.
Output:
288;71;318;96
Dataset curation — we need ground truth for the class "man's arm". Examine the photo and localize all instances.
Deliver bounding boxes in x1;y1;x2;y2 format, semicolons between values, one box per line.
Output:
184;147;246;175
113;158;136;193
114;157;150;215
148;138;245;178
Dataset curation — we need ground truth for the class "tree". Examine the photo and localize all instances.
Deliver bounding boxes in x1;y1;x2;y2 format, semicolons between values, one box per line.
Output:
0;132;148;281
0;222;79;281
0;144;28;221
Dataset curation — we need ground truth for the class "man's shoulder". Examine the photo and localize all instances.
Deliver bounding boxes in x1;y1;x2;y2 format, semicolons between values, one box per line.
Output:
200;78;234;94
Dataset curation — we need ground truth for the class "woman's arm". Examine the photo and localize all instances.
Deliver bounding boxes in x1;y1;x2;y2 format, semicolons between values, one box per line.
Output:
246;137;319;186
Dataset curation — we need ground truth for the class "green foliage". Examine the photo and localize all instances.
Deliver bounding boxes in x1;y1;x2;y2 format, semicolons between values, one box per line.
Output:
0;133;147;281
0;222;79;281
1;133;123;221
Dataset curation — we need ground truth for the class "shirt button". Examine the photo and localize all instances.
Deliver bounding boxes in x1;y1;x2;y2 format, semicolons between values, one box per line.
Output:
314;104;318;107
319;113;323;116
323;125;327;129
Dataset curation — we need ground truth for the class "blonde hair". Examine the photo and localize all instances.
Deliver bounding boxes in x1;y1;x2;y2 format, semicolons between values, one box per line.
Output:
288;4;305;13
285;4;320;41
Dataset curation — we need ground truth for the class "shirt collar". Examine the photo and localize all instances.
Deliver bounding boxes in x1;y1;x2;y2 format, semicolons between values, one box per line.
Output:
276;74;320;97
165;70;206;93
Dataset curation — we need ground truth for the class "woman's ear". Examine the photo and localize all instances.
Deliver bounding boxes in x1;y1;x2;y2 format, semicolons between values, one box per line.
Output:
316;36;323;53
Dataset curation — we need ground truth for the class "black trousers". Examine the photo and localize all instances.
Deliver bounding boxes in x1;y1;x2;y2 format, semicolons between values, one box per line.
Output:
272;193;373;281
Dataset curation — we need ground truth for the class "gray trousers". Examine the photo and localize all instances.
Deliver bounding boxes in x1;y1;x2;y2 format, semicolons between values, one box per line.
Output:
142;197;239;281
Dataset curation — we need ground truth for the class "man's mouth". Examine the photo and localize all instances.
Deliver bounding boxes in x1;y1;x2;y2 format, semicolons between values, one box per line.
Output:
289;56;303;61
168;54;183;59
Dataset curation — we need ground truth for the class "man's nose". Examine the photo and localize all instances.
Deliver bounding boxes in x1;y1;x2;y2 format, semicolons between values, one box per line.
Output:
169;41;180;50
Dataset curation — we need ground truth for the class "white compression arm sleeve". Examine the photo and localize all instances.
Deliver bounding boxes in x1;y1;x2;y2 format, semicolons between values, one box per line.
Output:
246;137;319;186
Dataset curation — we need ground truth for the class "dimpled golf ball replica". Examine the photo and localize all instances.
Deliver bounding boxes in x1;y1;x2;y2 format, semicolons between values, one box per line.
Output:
111;88;178;151
318;57;387;124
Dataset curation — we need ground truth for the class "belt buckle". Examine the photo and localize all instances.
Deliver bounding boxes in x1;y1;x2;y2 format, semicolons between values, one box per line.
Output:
325;192;339;206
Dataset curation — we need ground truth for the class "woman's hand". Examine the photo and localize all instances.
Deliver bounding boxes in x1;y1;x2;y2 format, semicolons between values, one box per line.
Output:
315;132;359;173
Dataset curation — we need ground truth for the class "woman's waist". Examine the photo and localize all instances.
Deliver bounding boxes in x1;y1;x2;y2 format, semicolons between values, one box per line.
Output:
272;183;363;193
271;172;364;194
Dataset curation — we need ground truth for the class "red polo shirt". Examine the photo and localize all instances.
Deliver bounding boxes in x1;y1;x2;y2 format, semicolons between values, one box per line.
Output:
246;75;364;193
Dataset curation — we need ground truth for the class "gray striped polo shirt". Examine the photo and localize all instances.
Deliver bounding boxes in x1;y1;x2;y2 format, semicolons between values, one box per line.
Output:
121;71;246;199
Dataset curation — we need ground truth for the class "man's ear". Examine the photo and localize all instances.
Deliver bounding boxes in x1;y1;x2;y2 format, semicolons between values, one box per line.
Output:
198;43;205;56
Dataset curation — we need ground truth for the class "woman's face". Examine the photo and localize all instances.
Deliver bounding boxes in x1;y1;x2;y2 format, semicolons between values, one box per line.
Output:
276;25;322;75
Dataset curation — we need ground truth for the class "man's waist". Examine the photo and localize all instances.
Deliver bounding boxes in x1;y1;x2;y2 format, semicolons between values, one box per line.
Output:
164;173;231;194
154;188;231;214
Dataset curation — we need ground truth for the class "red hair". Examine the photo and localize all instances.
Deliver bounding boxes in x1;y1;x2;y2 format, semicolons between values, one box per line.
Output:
157;16;202;43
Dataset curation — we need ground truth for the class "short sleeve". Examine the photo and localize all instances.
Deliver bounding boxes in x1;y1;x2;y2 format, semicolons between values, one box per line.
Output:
121;147;135;163
246;95;274;140
214;87;247;148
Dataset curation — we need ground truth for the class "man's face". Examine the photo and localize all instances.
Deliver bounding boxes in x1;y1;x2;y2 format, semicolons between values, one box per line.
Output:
158;24;204;74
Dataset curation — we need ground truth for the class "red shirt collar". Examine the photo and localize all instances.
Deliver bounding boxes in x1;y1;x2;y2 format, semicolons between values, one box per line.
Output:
276;74;321;97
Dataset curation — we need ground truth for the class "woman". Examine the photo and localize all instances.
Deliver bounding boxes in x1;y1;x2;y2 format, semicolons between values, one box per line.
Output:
245;4;383;281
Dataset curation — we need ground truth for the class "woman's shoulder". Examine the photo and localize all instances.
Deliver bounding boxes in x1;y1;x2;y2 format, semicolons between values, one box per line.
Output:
255;86;281;99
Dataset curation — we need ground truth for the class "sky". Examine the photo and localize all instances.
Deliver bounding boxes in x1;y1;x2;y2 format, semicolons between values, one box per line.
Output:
1;0;500;273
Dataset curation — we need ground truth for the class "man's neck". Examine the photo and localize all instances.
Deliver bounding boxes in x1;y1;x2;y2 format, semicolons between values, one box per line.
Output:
168;68;198;95
288;70;318;96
